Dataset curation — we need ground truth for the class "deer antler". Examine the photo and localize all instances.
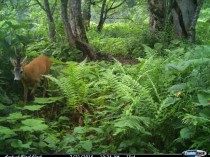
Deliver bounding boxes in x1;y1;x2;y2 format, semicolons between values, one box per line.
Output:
14;47;23;65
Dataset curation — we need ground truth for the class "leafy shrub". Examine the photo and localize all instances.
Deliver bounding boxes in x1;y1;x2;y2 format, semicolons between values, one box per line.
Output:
0;104;60;154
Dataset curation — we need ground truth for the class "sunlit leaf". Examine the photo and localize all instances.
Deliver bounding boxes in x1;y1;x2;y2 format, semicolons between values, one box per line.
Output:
23;105;45;111
22;119;44;126
0;126;16;138
160;97;179;109
34;97;63;104
6;112;29;121
197;90;210;106
168;83;187;94
11;140;23;148
180;127;194;139
81;140;92;152
20;119;48;131
73;126;85;134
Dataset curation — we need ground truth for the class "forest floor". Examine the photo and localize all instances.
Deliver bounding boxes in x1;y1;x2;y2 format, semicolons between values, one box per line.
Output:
113;55;139;65
97;53;139;65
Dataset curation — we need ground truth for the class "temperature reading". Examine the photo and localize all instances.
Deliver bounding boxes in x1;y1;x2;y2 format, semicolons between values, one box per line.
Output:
126;155;135;157
100;155;112;157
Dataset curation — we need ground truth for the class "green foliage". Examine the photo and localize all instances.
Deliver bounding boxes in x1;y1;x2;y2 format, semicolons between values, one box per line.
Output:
88;23;147;57
0;0;210;154
48;55;165;153
0;104;60;153
196;2;210;44
3;43;209;154
162;45;210;152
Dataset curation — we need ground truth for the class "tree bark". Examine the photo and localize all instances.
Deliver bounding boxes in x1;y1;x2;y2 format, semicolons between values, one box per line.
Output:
61;0;76;47
44;0;56;42
61;0;97;60
97;0;106;32
148;0;165;32
188;0;205;42
69;0;88;43
148;0;203;42
172;0;197;38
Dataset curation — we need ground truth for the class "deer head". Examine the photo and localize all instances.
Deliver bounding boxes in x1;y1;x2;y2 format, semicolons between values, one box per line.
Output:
10;47;27;80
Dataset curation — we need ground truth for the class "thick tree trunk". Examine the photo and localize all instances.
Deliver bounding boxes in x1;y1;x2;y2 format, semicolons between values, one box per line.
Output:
148;0;165;32
61;0;76;47
61;0;97;60
148;0;203;42
70;0;88;43
172;0;197;39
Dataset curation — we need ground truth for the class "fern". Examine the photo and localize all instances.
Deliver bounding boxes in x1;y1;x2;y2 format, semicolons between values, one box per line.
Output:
47;62;91;109
113;115;151;136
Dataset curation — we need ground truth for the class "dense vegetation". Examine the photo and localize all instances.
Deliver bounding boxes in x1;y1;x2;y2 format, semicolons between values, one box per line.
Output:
0;0;210;154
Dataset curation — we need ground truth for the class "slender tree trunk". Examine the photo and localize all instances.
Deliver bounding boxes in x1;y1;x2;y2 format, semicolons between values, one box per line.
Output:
97;0;106;32
188;0;205;42
44;0;56;42
82;0;91;31
97;0;126;32
35;0;57;42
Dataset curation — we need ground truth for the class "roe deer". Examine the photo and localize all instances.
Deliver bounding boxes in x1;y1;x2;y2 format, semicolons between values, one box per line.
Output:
10;49;51;104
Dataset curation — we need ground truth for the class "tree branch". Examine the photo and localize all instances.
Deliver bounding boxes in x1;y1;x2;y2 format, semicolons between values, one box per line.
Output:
34;0;46;12
107;0;126;11
51;0;57;15
109;0;117;9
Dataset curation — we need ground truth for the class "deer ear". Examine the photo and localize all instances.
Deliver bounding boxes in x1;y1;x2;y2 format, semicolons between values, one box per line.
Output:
10;57;17;66
21;56;27;65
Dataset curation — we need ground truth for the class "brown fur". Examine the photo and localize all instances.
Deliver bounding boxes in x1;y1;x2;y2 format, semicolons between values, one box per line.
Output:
21;56;51;104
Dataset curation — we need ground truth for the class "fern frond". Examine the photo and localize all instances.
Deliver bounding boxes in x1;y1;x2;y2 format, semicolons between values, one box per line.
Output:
47;62;89;108
146;73;161;104
113;115;151;136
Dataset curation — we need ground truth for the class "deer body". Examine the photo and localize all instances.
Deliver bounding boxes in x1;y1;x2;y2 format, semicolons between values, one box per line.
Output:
11;55;51;104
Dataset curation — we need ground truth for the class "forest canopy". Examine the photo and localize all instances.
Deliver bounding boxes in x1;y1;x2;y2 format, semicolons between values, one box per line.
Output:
0;0;210;154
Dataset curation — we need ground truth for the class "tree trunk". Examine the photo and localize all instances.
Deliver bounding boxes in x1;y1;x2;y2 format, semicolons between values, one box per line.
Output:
69;0;88;43
61;0;97;60
148;0;165;32
35;0;57;42
82;0;91;31
187;0;205;42
172;0;197;39
61;0;76;47
97;0;126;32
97;0;106;32
44;0;56;42
148;0;203;42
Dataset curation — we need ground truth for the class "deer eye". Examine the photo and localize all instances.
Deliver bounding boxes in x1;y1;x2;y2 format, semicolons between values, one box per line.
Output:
20;69;23;74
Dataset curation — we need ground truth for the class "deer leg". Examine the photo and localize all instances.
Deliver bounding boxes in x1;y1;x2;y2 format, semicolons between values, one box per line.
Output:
30;82;38;101
43;78;49;97
23;84;28;105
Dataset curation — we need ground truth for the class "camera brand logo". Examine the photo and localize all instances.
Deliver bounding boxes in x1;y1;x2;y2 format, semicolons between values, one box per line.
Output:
182;150;207;157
